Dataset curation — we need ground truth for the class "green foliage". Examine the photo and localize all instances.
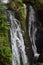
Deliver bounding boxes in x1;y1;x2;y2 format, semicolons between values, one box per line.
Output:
0;3;12;65
0;46;12;62
0;13;10;30
39;0;43;3
13;0;22;4
25;63;29;65
34;63;43;65
40;63;43;65
19;6;25;20
0;3;7;11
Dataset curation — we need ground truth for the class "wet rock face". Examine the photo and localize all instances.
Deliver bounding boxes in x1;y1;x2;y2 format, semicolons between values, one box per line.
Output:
37;6;43;27
36;28;43;62
36;6;43;62
28;4;43;63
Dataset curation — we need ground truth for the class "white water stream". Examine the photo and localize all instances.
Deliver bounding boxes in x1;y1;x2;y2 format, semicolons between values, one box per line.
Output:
28;5;40;59
9;11;28;65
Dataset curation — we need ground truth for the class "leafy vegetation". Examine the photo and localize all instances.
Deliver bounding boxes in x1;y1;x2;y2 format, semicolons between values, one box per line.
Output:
0;3;7;11
0;3;12;65
25;63;29;65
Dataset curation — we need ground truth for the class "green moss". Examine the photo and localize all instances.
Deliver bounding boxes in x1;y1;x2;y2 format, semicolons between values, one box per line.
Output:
39;63;43;65
25;63;30;65
0;5;12;65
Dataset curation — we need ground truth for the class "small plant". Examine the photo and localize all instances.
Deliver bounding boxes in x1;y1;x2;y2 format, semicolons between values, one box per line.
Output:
25;63;30;65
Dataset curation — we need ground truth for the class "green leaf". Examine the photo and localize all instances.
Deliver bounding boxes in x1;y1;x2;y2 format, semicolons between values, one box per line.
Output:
0;3;8;11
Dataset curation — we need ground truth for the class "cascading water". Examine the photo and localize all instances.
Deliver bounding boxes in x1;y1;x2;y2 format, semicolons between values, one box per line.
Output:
28;5;40;59
1;0;28;64
8;11;28;65
0;0;10;4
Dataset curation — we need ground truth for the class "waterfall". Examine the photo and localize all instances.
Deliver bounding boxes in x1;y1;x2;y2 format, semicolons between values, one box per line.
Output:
28;5;40;59
0;0;10;4
2;0;28;62
7;11;28;65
